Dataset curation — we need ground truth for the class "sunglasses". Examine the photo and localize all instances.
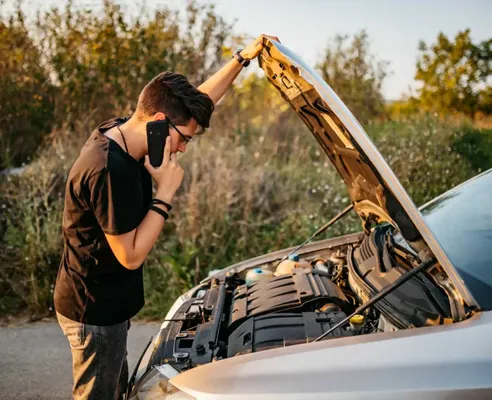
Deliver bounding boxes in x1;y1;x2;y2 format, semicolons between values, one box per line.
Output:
166;117;202;144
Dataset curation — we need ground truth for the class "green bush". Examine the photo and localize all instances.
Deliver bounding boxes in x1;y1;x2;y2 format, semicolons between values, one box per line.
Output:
0;10;55;169
0;148;67;316
451;125;492;172
367;116;479;206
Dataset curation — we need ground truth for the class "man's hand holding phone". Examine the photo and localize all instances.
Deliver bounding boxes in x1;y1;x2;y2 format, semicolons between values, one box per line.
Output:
144;136;184;204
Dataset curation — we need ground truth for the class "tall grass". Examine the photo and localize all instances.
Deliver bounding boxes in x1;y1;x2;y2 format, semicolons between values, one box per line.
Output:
1;105;489;319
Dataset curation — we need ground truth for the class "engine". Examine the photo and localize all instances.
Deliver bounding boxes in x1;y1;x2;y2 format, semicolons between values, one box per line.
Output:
147;226;451;373
230;268;350;328
227;268;352;356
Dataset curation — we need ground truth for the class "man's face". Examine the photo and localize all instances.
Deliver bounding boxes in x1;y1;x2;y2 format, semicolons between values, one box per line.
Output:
168;117;198;154
151;113;198;154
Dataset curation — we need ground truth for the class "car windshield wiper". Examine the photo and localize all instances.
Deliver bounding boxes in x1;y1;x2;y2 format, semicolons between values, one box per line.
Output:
280;203;354;262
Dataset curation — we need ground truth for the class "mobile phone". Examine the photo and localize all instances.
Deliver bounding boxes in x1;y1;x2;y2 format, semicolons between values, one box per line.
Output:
146;120;169;167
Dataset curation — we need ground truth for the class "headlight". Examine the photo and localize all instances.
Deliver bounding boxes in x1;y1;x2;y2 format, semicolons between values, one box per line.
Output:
133;365;195;399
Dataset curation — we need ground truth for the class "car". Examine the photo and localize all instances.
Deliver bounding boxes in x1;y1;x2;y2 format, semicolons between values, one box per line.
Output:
127;38;492;399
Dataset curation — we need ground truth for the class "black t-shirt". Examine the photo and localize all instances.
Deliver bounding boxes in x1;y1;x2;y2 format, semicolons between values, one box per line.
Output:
54;117;152;325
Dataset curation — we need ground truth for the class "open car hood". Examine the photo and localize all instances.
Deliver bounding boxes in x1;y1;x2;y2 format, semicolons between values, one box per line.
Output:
258;39;477;309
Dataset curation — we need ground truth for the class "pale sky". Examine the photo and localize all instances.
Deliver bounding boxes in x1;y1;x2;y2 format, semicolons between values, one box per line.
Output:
9;0;492;100
210;0;491;100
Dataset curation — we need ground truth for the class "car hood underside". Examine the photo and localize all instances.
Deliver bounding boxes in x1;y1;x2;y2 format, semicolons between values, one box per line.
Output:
257;38;475;306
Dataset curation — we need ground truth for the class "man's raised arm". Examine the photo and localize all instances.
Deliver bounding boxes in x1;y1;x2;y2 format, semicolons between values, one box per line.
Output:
198;34;280;105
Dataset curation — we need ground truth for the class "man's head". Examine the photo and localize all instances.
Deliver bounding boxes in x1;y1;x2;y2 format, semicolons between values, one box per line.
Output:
136;72;214;153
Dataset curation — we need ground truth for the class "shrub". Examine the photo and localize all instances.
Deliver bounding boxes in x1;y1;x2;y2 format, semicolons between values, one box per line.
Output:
0;9;55;169
367;115;479;206
0;140;69;316
451;125;492;172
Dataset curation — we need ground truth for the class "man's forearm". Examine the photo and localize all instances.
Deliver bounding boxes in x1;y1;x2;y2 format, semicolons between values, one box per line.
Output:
131;205;167;267
105;205;168;270
198;35;277;105
198;58;243;105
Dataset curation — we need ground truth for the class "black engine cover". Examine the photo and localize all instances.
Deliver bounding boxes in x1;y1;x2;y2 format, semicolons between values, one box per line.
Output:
350;226;451;328
228;310;351;357
229;268;349;330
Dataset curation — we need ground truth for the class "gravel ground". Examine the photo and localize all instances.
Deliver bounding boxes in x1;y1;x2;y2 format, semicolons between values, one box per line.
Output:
0;319;161;400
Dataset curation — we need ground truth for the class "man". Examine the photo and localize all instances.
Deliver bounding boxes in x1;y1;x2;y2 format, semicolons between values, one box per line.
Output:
54;34;278;399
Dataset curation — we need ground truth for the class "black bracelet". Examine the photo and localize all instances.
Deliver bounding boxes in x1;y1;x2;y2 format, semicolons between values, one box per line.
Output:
149;205;169;220
232;49;250;67
151;198;172;211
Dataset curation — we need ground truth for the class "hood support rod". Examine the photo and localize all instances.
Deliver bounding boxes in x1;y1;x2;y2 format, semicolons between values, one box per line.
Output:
281;203;354;263
313;257;437;342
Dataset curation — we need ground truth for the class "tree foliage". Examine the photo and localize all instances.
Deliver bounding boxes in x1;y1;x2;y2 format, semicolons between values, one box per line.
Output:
35;0;233;126
415;29;492;117
317;30;389;124
0;8;55;169
0;0;234;168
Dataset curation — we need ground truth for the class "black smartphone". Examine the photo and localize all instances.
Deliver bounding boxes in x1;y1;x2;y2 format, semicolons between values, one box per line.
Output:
146;119;169;167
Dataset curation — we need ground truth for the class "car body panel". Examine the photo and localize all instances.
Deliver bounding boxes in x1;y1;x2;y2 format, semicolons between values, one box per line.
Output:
257;38;477;310
201;232;364;282
170;311;492;399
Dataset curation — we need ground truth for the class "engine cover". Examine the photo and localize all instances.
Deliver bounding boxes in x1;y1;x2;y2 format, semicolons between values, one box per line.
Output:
228;310;351;357
229;268;349;330
350;226;451;328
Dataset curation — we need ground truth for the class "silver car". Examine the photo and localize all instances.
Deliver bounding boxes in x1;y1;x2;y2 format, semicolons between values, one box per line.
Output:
128;38;492;399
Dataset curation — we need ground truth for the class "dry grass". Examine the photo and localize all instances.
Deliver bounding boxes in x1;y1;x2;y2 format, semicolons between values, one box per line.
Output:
1;110;489;319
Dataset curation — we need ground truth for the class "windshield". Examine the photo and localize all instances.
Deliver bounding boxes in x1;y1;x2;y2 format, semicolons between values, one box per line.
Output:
420;169;492;310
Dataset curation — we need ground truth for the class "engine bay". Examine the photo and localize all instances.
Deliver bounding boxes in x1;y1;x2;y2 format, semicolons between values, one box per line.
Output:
145;225;454;373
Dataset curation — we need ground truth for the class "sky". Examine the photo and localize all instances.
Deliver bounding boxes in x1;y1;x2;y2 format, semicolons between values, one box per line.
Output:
210;0;491;100
9;0;492;100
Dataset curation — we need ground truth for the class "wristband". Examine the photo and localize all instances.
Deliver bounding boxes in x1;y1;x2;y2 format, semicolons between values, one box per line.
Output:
232;49;250;67
151;198;172;211
149;205;169;220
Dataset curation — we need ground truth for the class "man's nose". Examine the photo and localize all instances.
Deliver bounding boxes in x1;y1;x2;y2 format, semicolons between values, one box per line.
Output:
178;142;187;153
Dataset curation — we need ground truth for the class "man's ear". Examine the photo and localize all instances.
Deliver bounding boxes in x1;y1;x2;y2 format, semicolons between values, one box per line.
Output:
153;112;166;121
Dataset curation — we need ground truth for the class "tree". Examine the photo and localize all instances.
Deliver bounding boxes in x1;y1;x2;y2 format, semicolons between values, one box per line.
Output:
317;30;389;124
34;0;232;128
0;7;55;168
415;29;492;117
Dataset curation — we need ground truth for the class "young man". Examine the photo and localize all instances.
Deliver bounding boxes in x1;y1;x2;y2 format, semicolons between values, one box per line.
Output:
54;34;278;399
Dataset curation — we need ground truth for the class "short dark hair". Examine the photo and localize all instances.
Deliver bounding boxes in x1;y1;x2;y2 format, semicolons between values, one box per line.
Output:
136;71;214;130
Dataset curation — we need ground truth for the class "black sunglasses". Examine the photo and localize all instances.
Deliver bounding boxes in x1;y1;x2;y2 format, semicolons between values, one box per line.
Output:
166;117;197;144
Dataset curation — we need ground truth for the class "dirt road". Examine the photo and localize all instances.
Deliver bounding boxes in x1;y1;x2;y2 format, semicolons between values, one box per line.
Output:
0;320;160;399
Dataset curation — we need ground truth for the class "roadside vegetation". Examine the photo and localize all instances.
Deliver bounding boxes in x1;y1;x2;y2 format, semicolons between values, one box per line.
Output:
1;1;491;319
